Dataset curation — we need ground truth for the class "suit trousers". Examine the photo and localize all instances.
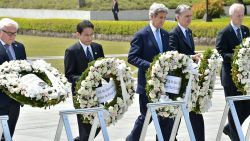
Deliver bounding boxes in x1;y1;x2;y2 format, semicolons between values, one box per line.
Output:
76;115;100;141
0;102;20;140
127;93;175;141
112;11;119;21
189;112;205;141
223;85;250;141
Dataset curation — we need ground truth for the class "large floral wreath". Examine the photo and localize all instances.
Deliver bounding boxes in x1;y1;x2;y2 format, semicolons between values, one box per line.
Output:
75;58;135;125
190;49;221;113
232;37;250;94
0;60;71;108
146;51;196;118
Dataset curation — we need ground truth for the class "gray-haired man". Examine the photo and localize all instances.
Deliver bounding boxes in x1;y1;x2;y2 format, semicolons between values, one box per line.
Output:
0;18;26;141
126;3;174;141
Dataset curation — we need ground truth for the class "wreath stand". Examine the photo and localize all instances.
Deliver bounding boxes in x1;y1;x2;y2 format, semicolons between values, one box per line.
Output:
54;108;110;141
140;75;196;141
0;115;12;141
216;95;250;141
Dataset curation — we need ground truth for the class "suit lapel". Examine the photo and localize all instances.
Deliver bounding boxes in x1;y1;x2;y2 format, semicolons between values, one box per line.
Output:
12;42;19;59
147;26;160;53
90;44;99;59
228;24;241;45
176;26;193;51
76;42;87;62
189;29;195;48
160;29;167;52
0;42;10;61
240;25;249;39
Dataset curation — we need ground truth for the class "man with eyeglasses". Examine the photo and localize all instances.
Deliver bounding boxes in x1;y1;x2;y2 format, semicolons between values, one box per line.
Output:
0;18;26;141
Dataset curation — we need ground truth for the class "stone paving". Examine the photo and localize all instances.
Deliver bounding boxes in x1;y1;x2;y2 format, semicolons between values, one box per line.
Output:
9;77;250;141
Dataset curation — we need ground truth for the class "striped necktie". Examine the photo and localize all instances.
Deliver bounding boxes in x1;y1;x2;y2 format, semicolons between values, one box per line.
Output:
185;29;192;48
86;47;94;62
236;28;242;43
155;29;163;53
4;44;14;60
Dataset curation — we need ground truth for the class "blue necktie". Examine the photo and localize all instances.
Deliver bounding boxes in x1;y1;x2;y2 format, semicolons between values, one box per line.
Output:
4;44;13;60
185;29;192;48
236;28;242;43
155;29;163;53
86;47;94;62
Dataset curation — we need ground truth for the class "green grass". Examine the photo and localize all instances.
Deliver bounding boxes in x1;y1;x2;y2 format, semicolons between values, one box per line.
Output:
16;35;130;56
16;35;131;73
16;35;213;73
1;0;248;10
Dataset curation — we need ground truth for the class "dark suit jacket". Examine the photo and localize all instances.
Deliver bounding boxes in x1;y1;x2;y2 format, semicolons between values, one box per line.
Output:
64;41;104;95
0;41;26;106
169;25;205;141
112;1;119;13
128;25;170;94
169;25;195;55
216;24;249;86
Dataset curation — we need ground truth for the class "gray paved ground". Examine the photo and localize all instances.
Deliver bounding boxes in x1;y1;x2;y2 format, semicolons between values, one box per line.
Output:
10;77;250;141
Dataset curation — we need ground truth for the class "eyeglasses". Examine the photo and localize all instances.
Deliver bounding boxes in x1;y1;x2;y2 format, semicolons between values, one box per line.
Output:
1;30;17;36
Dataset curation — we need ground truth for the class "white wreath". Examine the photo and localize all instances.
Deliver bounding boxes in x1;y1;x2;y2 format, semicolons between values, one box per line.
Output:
75;58;135;125
190;49;221;113
0;60;71;108
232;37;250;94
147;51;197;118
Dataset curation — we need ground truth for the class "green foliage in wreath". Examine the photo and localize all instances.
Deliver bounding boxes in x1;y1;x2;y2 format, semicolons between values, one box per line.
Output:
232;44;247;94
192;49;213;112
74;58;134;124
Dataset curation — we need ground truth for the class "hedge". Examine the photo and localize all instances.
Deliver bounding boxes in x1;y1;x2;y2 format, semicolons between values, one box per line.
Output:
9;17;250;38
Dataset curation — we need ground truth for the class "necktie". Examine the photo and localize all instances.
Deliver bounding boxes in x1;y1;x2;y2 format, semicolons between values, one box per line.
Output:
4;44;13;60
86;47;94;62
155;29;163;53
236;28;242;43
185;29;192;48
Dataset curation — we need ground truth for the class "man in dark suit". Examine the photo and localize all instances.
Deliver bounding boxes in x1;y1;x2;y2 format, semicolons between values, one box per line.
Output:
126;3;175;141
0;18;26;141
169;4;204;141
216;3;250;141
64;20;104;141
112;0;119;21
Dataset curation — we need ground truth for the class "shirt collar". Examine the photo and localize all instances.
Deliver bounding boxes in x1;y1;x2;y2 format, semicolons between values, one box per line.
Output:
150;21;158;32
231;21;241;31
178;23;188;36
0;40;8;46
79;40;90;51
79;40;94;57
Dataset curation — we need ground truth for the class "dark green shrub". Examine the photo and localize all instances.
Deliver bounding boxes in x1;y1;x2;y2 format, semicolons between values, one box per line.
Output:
2;17;249;38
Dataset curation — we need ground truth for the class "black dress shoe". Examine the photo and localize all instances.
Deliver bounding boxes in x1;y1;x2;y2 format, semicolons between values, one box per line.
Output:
74;136;80;141
223;125;233;140
125;135;131;141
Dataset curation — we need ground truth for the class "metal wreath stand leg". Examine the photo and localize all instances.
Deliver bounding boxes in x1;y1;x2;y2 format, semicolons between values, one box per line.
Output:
216;95;250;141
139;74;196;141
0;115;12;141
54;107;110;141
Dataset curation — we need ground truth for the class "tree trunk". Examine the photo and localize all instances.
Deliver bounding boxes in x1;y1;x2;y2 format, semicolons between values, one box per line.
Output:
78;0;86;8
237;0;247;15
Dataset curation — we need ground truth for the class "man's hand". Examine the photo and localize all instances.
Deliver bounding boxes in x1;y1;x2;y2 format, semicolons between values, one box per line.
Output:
192;53;201;63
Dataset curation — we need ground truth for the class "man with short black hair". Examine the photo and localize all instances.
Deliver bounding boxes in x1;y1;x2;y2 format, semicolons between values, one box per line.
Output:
64;20;104;141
